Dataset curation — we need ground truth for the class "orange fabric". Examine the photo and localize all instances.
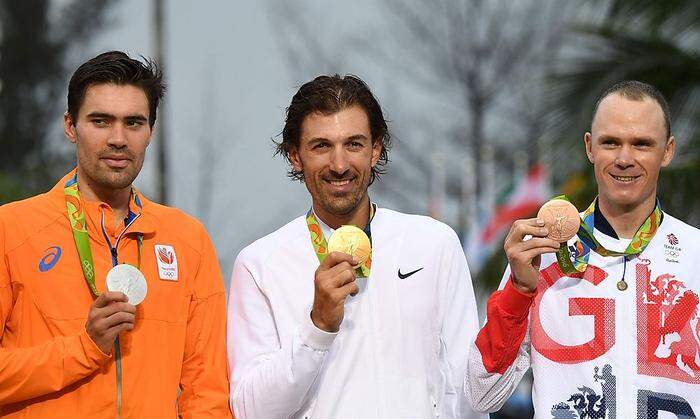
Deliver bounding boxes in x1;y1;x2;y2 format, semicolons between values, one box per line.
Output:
0;171;232;418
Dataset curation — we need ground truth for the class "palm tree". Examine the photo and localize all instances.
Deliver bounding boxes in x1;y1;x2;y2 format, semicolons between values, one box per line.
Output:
548;0;700;224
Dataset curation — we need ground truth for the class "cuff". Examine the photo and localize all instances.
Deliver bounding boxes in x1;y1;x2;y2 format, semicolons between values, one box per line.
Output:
80;328;113;363
299;311;338;350
500;277;537;318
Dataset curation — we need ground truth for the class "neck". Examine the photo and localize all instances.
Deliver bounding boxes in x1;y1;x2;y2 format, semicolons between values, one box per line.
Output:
76;168;131;222
313;195;370;230
597;194;656;239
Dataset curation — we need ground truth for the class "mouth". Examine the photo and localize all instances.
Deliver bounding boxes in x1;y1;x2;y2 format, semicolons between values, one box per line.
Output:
323;177;356;192
609;173;641;184
101;156;132;169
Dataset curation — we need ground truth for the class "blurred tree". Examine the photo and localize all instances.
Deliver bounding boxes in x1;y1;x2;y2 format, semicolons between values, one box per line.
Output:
0;0;116;203
548;0;700;224
267;0;572;239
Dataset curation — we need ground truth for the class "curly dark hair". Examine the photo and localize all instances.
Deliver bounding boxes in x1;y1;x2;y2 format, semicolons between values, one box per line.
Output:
68;51;165;128
275;74;391;184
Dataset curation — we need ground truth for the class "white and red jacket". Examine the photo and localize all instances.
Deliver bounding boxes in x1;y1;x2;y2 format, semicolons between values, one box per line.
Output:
467;212;700;418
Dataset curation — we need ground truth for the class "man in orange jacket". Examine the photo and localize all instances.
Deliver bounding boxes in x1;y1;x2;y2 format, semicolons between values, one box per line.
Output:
0;51;231;418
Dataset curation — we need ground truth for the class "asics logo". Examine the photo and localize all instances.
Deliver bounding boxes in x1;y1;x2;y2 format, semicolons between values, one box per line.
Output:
39;246;62;272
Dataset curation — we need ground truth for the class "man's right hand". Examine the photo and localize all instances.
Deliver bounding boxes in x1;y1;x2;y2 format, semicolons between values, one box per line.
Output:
85;291;136;355
504;218;561;293
311;252;359;333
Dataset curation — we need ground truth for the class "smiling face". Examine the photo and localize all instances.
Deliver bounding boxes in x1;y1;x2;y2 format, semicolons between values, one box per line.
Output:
64;83;152;197
289;105;382;223
585;92;675;213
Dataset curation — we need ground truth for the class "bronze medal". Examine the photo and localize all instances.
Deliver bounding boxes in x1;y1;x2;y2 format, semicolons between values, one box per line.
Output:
537;199;581;242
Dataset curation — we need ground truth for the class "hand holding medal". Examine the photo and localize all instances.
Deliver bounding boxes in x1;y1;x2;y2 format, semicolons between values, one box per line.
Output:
503;205;563;293
310;251;360;333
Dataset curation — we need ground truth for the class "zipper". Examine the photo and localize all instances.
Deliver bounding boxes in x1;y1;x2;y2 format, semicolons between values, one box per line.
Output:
100;210;141;419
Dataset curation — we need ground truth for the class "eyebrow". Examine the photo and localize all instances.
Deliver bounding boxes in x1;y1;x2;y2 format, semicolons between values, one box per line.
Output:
347;134;369;141
86;112;148;122
598;134;656;143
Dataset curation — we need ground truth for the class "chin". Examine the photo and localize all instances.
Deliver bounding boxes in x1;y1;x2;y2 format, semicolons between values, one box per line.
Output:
321;195;360;216
604;191;650;209
99;172;137;190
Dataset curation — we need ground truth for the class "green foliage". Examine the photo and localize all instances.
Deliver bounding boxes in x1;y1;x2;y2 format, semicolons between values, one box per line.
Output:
549;0;700;225
0;0;116;200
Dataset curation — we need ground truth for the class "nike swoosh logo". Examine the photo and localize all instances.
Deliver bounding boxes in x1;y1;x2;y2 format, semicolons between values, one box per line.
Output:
398;267;423;279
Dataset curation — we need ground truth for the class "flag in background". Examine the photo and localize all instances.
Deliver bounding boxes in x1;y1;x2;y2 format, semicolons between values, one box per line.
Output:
464;163;550;274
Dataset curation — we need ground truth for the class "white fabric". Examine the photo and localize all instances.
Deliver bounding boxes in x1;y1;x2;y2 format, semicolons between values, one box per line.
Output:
467;212;700;417
227;207;485;418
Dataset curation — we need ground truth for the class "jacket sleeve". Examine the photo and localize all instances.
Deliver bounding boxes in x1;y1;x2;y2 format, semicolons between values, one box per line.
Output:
466;265;535;413
0;212;114;404
227;250;335;419
438;230;487;418
178;229;232;418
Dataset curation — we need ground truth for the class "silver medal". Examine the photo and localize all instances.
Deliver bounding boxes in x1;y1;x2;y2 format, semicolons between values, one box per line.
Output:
106;264;148;305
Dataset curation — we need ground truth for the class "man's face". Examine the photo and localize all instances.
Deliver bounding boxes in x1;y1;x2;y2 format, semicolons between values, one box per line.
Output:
64;83;152;192
585;93;675;211
289;105;382;217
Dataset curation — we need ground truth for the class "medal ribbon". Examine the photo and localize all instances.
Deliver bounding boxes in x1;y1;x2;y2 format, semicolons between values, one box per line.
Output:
555;195;662;274
64;172;143;297
306;203;375;277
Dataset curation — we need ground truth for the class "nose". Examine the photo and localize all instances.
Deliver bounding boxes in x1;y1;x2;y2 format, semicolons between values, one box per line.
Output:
614;144;634;169
106;123;128;148
329;145;349;175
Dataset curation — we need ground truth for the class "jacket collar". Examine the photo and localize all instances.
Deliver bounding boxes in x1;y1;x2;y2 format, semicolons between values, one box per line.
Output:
48;169;156;238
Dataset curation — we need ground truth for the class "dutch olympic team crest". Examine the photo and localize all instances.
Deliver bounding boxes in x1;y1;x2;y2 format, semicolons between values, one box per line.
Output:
154;244;178;281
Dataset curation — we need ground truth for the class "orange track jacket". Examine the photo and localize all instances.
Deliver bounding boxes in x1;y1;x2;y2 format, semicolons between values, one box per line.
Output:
0;171;232;418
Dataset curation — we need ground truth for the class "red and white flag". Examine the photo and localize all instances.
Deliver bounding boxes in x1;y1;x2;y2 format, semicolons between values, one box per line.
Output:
465;163;550;273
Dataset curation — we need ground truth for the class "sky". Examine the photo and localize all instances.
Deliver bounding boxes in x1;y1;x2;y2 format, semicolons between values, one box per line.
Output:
83;0;395;282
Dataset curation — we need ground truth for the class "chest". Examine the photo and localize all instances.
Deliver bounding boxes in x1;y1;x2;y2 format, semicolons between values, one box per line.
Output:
261;229;448;342
7;223;195;324
529;249;700;416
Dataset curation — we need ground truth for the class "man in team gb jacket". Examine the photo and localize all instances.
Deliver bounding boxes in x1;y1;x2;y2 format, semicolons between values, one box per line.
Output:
468;81;700;417
227;74;484;418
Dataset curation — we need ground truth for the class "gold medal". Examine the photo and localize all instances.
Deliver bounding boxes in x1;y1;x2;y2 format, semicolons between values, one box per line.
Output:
617;280;628;291
327;225;372;264
537;199;581;242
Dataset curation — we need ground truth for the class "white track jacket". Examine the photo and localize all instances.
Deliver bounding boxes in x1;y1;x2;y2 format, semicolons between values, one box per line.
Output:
228;207;484;418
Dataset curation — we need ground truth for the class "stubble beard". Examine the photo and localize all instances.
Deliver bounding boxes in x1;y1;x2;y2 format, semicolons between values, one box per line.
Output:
79;151;141;193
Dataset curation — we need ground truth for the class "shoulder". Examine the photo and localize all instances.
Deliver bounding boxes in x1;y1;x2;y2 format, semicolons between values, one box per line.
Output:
659;212;700;249
236;215;307;265
377;207;459;242
0;193;64;252
145;201;207;235
141;200;215;260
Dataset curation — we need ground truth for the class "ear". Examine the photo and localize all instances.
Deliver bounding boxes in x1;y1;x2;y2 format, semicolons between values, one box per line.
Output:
289;146;303;173
64;112;77;144
584;132;594;164
370;138;382;167
661;135;676;168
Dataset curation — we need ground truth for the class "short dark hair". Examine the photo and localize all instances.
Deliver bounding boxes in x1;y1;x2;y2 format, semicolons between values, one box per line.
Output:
67;51;165;128
592;80;671;138
276;74;391;184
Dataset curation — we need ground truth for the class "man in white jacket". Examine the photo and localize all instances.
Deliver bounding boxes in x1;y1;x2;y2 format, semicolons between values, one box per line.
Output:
468;80;700;417
227;74;484;418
